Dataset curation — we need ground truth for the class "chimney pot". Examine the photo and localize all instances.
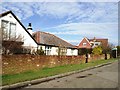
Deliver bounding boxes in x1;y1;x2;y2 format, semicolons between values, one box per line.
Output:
27;23;32;30
29;23;31;27
27;23;33;35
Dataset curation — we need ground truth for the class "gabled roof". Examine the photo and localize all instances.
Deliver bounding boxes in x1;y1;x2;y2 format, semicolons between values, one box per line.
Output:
33;31;76;48
89;38;108;42
78;37;91;49
0;11;38;45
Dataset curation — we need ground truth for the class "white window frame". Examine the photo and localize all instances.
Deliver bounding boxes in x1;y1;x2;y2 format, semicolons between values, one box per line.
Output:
9;22;16;40
71;49;74;55
83;43;87;46
45;46;52;55
1;20;16;41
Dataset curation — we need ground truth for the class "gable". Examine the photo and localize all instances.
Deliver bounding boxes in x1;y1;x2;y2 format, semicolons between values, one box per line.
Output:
78;37;91;49
0;11;38;48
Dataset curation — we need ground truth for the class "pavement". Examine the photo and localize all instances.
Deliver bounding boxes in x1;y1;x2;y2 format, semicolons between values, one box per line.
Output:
2;61;119;89
25;61;118;88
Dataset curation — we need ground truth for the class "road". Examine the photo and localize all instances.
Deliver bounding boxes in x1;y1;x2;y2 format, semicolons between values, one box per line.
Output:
25;61;118;88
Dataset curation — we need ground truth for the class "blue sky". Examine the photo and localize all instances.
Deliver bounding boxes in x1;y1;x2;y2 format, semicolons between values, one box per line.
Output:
1;1;118;46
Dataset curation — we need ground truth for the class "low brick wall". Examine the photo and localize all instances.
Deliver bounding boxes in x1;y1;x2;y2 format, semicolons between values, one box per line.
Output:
2;54;109;75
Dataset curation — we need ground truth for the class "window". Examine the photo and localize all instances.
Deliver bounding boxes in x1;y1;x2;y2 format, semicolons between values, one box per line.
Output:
1;20;16;40
10;23;16;39
95;43;98;46
1;20;9;40
71;49;74;55
59;48;67;55
45;46;51;55
83;43;87;46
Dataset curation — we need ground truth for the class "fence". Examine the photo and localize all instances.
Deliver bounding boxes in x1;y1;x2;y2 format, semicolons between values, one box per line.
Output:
2;54;109;75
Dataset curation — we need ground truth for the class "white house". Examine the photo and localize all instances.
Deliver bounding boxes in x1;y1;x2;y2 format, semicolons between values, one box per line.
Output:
0;11;78;55
0;11;38;54
33;31;78;55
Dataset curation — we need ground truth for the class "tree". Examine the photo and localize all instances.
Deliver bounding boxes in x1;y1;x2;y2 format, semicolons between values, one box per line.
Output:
92;46;102;55
102;43;114;54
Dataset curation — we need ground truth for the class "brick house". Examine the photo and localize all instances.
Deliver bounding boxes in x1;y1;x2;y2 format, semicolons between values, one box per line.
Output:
78;37;108;49
89;37;108;48
78;37;91;49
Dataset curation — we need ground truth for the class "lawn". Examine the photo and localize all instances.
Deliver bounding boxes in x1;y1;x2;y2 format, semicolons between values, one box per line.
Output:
2;58;118;86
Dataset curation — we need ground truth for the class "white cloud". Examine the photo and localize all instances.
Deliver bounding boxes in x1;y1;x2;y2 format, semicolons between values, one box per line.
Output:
1;0;119;2
1;2;34;20
47;23;118;45
1;2;118;23
1;2;118;45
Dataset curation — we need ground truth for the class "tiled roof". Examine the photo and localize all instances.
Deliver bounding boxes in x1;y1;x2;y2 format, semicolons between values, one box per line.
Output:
33;31;76;48
89;38;108;47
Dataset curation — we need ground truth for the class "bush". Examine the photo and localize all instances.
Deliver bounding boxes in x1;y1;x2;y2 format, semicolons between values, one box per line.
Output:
78;48;92;55
36;47;45;55
92;46;102;55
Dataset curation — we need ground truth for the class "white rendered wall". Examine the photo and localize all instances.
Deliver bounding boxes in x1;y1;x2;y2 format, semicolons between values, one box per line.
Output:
67;49;72;55
51;47;58;55
66;49;78;56
38;45;58;55
73;49;78;56
0;13;38;50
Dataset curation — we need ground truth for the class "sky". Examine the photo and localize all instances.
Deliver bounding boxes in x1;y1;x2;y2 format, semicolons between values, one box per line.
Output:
0;1;118;46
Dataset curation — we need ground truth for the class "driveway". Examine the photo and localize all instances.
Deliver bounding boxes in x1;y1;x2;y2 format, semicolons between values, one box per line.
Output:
25;61;118;88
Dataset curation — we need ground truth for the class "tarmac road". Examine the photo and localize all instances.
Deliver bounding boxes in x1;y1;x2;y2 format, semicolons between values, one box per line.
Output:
25;61;118;88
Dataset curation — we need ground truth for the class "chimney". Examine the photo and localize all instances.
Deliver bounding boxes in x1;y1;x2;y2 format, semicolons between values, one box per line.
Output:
27;23;33;35
93;37;96;42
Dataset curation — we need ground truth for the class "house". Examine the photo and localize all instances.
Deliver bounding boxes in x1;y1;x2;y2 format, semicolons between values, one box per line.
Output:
0;11;38;54
33;31;78;55
0;11;78;55
89;37;108;48
78;37;108;49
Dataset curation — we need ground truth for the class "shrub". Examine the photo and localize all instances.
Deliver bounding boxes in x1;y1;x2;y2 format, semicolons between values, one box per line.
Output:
78;48;92;55
36;47;45;55
92;46;102;55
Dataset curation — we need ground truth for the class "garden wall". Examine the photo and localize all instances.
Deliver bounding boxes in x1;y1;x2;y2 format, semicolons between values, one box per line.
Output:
2;54;110;75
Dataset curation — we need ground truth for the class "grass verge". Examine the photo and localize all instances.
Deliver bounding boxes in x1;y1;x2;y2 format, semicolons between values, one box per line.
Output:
2;58;118;86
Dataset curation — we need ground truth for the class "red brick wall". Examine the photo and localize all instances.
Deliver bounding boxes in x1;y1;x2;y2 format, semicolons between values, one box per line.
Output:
2;54;108;75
